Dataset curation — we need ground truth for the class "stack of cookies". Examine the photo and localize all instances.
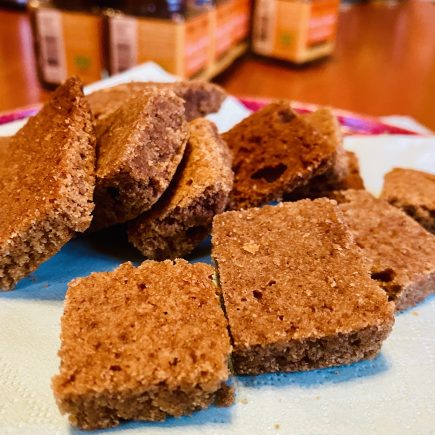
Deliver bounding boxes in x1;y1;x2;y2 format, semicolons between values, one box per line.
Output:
0;77;232;290
0;77;433;430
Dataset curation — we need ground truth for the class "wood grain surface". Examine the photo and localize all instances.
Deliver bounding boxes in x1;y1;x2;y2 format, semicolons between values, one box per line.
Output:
0;1;434;129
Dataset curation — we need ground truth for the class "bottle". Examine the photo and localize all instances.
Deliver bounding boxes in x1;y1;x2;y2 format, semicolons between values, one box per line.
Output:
104;0;213;78
29;0;105;88
121;0;186;19
252;0;340;64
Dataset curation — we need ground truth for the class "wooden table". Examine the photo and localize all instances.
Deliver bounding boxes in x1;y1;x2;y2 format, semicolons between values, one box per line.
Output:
0;1;434;130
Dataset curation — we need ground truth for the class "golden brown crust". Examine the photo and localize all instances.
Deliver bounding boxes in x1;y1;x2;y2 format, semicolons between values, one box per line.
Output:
222;102;337;210
0;136;10;162
285;109;364;200
381;168;435;234
128;118;233;259
343;151;365;190
332;189;435;311
87;80;226;123
303;107;342;149
52;259;233;430
92;89;188;230
303;108;348;186
212;199;394;375
0;77;96;290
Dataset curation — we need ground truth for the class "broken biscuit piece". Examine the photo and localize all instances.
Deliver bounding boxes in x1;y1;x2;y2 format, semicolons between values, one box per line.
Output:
222;102;337;210
381;168;435;234
285;108;364;200
333;189;435;311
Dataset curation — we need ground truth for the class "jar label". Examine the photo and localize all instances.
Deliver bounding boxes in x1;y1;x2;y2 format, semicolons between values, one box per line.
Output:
36;9;67;84
109;16;138;74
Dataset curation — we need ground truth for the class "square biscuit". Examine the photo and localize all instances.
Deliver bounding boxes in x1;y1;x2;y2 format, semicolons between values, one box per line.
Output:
52;259;233;430
212;199;394;375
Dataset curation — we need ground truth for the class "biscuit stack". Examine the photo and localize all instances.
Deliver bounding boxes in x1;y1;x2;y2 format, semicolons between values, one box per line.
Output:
0;77;434;430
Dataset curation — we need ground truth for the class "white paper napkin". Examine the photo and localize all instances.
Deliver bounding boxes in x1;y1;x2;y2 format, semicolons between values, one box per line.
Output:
0;63;434;435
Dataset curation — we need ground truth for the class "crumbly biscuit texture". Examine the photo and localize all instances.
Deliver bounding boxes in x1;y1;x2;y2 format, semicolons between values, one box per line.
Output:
381;168;435;234
333;189;435;311
286;108;364;200
128;118;233;259
92;89;188;229
0;77;96;290
286;151;365;200
52;259;233;430
343;151;365;190
0;136;10;162
223;102;337;209
212;199;394;375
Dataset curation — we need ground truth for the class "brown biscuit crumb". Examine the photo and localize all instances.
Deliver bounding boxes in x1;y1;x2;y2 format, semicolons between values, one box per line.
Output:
128;118;233;259
92;89;188;230
222;102;337;210
0;136;11;192
285;108;364;200
303;108;342;152
342;151;365;190
212;199;394;375
303;109;344;177
332;189;435;311
52;259;233;430
381;168;435;234
87;80;226;123
0;136;10;162
0;77;96;290
286;151;365;200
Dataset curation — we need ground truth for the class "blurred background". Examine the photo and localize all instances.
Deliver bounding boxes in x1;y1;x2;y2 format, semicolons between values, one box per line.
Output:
0;0;434;129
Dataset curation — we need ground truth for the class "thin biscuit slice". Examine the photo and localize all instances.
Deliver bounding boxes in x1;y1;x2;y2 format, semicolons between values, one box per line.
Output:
87;80;226;123
333;189;435;311
286;108;364;200
92;89;189;230
212;199;394;375
0;136;10;161
0;137;11;189
222;102;337;210
381;168;435;234
0;77;96;291
52;259;233;430
343;151;365;190
128;118;233;260
303;108;349;187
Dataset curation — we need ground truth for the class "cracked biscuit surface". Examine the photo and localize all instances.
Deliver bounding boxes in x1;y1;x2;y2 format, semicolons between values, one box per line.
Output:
52;259;233;430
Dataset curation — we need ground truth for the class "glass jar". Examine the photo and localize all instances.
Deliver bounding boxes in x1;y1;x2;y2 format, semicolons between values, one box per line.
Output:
29;0;105;88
